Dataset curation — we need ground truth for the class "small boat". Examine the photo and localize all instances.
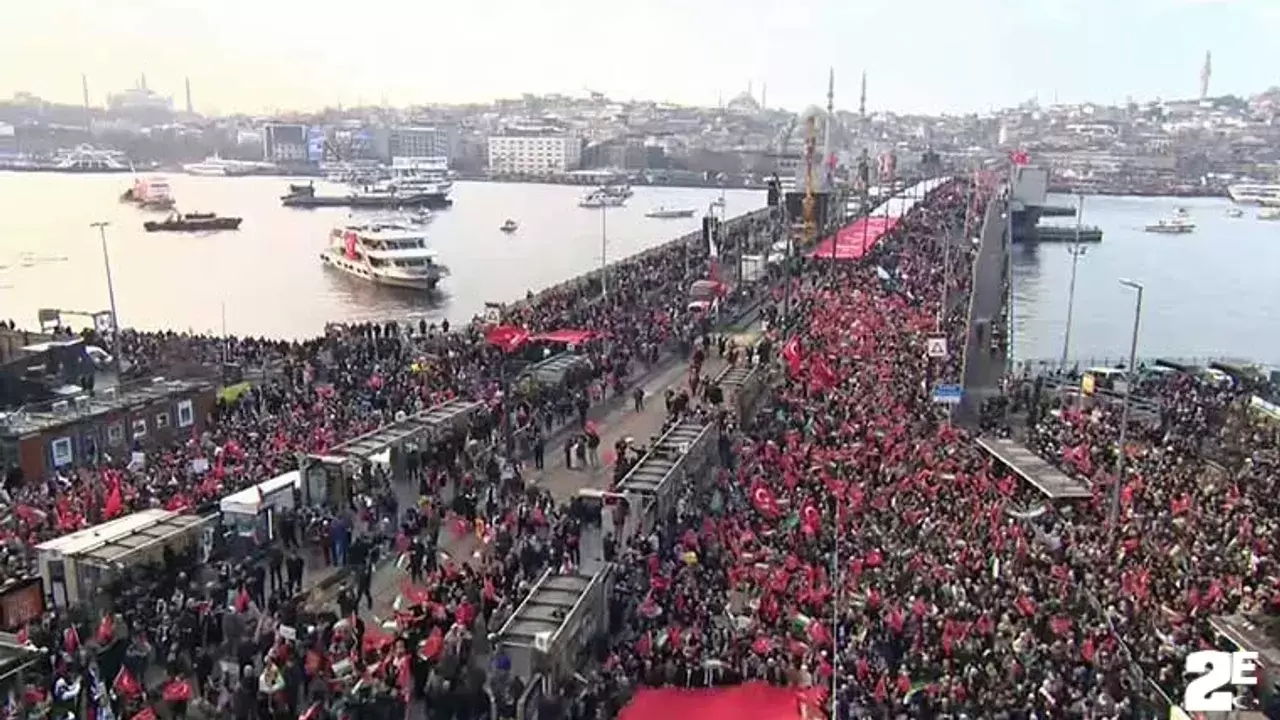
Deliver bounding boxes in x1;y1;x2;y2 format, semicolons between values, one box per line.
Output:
1226;208;1244;218
645;207;697;219
1258;209;1280;221
1144;208;1195;234
144;211;242;233
500;219;519;233
580;190;627;209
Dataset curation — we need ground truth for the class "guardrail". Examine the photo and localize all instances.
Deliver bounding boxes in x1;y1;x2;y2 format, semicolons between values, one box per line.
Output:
1015;356;1248;376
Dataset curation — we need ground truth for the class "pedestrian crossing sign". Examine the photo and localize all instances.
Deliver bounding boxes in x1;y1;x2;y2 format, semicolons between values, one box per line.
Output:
926;336;948;358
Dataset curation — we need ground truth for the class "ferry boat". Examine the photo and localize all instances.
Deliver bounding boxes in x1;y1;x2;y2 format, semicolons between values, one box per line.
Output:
143;211;242;233
182;155;257;177
500;219;519;233
282;183;452;210
120;177;175;209
1144;207;1195;234
580;189;627;209
322;220;449;290
385;156;453;199
645;207;697;219
1227;183;1280;205
50;146;132;173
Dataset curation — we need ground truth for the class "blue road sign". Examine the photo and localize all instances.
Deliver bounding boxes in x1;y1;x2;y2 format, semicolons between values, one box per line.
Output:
931;384;963;405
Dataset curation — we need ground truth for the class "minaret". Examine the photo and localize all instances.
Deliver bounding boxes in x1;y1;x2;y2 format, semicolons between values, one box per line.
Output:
858;70;867;122
140;73;147;91
747;80;753;101
761;83;767;110
822;67;834;189
81;74;91;133
185;77;194;114
1200;50;1212;100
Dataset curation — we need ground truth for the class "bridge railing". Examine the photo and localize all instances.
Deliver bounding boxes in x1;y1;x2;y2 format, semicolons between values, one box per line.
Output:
1014;355;1248;377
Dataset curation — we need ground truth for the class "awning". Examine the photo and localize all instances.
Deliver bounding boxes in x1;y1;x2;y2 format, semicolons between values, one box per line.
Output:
485;325;530;353
529;329;596;345
809;216;901;260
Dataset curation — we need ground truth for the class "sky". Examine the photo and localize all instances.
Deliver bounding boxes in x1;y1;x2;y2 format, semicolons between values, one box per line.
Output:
3;0;1279;115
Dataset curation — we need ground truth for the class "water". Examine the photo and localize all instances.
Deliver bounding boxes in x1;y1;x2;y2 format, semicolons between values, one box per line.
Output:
1012;194;1280;367
0;173;762;339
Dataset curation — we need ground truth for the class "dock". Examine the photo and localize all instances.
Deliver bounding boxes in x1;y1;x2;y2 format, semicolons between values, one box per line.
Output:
1028;225;1103;243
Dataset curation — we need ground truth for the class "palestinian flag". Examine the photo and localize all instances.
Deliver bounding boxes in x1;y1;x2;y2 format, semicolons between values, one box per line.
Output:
791;613;832;647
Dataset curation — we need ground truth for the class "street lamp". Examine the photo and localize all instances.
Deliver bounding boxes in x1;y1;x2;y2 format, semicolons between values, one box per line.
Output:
599;204;609;300
1109;278;1144;534
90;221;123;377
1059;193;1086;369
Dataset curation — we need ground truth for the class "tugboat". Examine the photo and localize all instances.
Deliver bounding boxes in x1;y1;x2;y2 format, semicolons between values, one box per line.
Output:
144;211;242;233
500;219;519;233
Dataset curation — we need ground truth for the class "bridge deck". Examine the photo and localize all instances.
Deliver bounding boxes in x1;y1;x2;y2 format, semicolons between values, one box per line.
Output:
977;437;1092;499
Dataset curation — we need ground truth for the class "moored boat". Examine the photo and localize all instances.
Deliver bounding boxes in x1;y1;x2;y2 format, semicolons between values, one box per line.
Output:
322;219;449;290
282;183;453;210
143;211;242;232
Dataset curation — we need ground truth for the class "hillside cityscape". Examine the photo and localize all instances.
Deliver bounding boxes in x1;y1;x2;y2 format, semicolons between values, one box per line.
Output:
4;60;1280;196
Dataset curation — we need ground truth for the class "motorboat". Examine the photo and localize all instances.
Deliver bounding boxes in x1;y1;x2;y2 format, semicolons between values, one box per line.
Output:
580;189;627;209
322;219;449;290
500;219;519;233
1226;208;1244;218
120;176;175;209
1144;207;1195;234
645;207;697;219
1258;209;1280;221
143;211;242;232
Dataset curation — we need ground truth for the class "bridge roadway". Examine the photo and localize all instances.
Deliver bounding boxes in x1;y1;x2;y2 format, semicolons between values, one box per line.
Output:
957;190;1011;427
306;343;737;625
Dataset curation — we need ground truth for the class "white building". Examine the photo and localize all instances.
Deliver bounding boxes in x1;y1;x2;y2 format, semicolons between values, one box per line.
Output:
487;132;582;175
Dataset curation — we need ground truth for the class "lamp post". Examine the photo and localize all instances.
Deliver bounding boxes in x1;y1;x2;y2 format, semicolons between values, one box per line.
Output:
90;221;123;377
1109;278;1144;535
1059;193;1086;369
599;204;608;300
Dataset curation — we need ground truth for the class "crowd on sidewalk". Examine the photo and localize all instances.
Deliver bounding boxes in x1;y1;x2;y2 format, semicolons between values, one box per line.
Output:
0;213;771;719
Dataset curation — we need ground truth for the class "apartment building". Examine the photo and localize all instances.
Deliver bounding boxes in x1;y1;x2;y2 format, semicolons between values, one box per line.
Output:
487;131;582;175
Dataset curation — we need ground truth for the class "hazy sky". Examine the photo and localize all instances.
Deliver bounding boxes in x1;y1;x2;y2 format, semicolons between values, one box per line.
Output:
3;0;1277;115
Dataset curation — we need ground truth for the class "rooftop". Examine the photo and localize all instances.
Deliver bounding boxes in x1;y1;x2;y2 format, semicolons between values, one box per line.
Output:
0;376;211;438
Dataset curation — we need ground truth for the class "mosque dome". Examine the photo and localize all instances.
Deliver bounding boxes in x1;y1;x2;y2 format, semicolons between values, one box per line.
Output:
726;92;761;114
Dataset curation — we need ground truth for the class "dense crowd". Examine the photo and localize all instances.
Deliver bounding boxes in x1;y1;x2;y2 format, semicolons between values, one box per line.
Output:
567;184;1279;720
0;212;772;719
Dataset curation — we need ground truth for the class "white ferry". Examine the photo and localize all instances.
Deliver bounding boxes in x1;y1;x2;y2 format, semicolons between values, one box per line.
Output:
322;219;448;290
1227;183;1280;206
182;155;260;177
386;157;453;197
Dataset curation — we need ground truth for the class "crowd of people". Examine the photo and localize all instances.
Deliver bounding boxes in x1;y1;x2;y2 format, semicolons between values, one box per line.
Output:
0;211;773;719
565;183;1280;720
8;175;1279;720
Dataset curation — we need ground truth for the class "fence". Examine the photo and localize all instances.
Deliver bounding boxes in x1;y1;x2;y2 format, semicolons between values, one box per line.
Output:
1014;356;1245;377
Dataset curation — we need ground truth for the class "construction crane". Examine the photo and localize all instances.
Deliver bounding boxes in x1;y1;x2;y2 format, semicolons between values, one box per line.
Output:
802;114;819;246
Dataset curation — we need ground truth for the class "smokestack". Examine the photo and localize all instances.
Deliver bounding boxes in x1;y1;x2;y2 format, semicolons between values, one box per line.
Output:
859;70;867;121
1200;50;1212;100
185;76;193;114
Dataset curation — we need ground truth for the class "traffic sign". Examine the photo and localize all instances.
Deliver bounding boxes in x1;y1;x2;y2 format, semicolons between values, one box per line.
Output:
931;384;963;405
926;336;948;359
482;302;502;325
